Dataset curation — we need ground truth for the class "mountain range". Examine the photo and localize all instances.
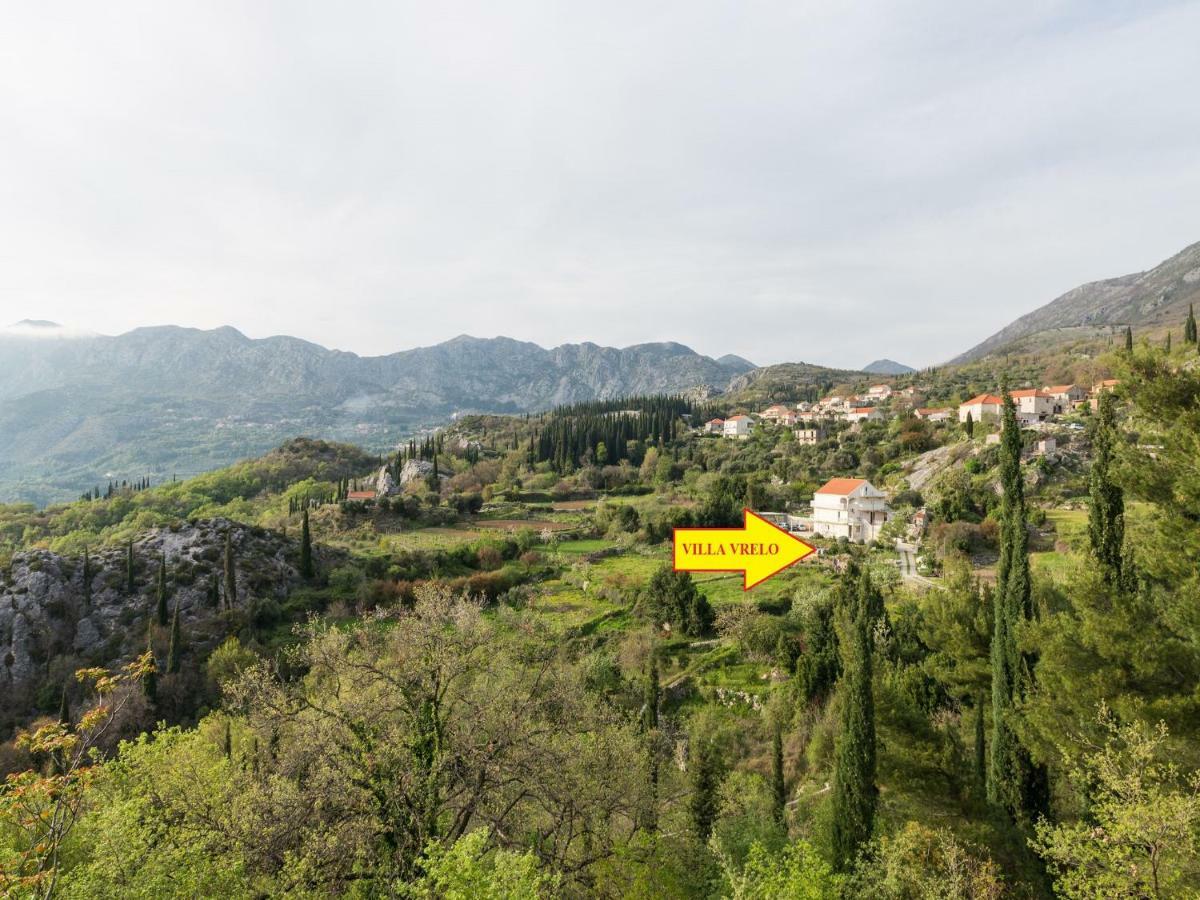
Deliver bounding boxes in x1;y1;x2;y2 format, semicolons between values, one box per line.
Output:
5;237;1197;505
0;325;755;505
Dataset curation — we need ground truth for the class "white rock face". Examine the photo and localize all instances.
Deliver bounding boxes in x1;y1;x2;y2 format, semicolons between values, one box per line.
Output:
376;466;397;496
399;459;436;485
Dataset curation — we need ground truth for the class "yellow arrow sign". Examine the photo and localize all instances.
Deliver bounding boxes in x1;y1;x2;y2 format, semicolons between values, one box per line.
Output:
673;509;817;590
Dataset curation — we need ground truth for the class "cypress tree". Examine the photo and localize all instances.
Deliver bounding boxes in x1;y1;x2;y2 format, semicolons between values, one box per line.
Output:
224;532;237;609
222;720;232;759
58;684;70;726
831;565;877;872
771;724;787;829
1186;303;1198;343
209;572;221;608
166;600;182;674
155;555;169;627
300;509;314;579
126;541;136;594
1165;331;1172;353
688;735;723;842
965;410;974;438
641;652;660;733
1124;325;1134;352
1088;390;1125;583
988;392;1047;823
641;652;661;833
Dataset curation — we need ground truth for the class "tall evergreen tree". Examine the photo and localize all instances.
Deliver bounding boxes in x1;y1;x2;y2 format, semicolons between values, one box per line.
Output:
1186;302;1198;343
641;651;661;834
224;531;237;610
641;653;660;733
771;724;787;829
1088;390;1125;583
1124;325;1134;352
155;555;169;627
831;566;877;871
988;392;1048;823
166;600;182;674
964;410;974;438
688;735;723;842
300;509;314;579
222;720;232;759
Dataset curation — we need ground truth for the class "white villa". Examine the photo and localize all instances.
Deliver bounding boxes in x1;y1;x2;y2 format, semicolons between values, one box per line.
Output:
958;393;1003;423
703;418;724;434
811;478;890;543
866;384;893;400
723;415;753;439
845;407;884;423
1009;389;1054;423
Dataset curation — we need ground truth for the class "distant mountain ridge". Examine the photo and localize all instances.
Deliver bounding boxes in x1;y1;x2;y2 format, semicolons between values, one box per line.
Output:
861;359;915;375
953;239;1200;363
0;326;753;505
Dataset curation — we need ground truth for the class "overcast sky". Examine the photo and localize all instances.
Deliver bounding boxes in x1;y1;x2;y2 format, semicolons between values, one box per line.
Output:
2;1;1199;368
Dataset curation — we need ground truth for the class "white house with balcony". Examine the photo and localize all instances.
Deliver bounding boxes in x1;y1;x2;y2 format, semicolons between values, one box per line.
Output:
811;478;890;543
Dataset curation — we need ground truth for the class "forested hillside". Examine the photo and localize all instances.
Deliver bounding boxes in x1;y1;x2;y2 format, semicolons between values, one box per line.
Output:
1;341;1198;898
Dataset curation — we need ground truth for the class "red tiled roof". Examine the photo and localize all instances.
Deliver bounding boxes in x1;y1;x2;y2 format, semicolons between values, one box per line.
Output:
707;418;724;424
816;477;869;496
962;394;1003;406
1044;384;1076;393
347;490;376;500
726;415;751;421
1009;389;1048;398
916;407;951;415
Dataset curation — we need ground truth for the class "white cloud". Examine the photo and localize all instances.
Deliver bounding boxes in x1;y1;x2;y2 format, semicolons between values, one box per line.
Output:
0;0;1197;368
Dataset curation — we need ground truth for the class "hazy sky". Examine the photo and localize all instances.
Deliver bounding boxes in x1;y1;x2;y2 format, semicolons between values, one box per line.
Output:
2;1;1199;368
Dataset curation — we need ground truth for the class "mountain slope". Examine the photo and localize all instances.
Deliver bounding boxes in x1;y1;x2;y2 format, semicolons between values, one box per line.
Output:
0;326;753;505
952;240;1200;363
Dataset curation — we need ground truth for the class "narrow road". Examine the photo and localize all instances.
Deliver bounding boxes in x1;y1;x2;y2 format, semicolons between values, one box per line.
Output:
895;540;936;587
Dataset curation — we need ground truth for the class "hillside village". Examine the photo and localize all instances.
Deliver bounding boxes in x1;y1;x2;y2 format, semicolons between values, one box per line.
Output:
1;320;1197;897
694;377;1121;557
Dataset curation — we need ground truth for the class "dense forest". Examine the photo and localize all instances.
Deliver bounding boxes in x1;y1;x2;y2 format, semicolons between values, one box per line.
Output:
1;342;1198;898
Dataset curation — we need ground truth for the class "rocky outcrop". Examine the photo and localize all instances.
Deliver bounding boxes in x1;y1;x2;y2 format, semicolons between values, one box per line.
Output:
376;465;397;496
0;518;305;734
399;459;436;486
